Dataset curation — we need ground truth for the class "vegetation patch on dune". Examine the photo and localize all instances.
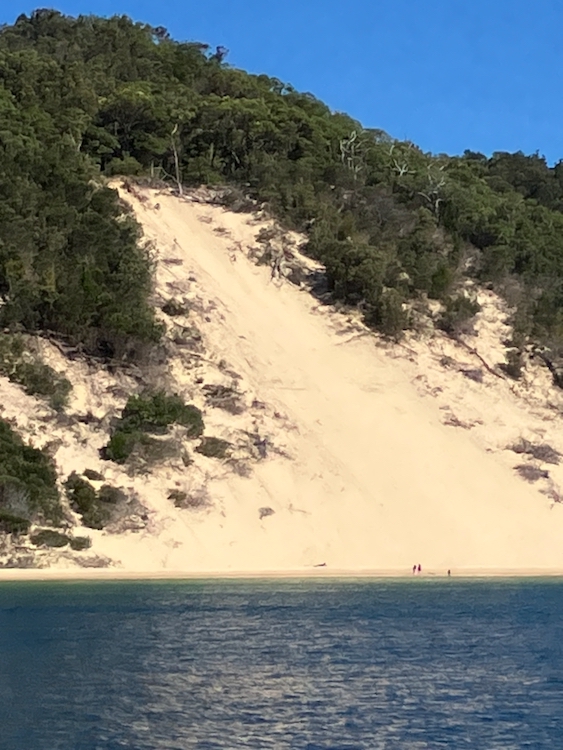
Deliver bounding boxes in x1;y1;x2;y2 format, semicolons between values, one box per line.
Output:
0;419;62;533
0;335;72;411
65;472;133;529
196;436;231;459
30;529;70;548
104;392;204;464
65;473;110;529
510;440;561;465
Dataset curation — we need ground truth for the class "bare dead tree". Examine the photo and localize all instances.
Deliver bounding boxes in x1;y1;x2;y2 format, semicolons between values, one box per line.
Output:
171;124;183;196
418;164;447;215
339;130;368;183
393;159;415;178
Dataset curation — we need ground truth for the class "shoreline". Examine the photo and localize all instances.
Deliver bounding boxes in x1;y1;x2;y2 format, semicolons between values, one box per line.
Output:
1;567;563;582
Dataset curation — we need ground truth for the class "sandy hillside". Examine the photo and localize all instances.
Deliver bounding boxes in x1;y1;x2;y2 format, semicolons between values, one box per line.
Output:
3;181;563;576
113;183;563;573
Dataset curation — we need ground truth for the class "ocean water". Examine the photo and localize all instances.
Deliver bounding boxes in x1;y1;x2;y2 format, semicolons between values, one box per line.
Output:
0;579;562;749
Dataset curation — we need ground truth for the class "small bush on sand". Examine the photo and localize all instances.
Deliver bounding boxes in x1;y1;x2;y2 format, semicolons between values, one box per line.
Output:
0;335;72;411
510;439;561;465
196;437;231;459
120;392;204;436
12;362;72;411
65;472;110;529
499;347;525;380
104;392;204;464
98;484;128;505
30;529;69;548
69;536;92;551
104;430;140;463
66;475;130;528
514;464;549;482
168;489;208;509
0;419;62;526
438;295;480;336
162;300;189;317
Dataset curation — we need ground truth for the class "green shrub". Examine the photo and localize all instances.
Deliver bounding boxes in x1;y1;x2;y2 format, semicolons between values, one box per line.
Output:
371;289;408;340
120;392;204;436
104;393;204;464
0;336;72;411
0;510;30;535
0;419;62;526
12;362;72;411
69;536;92;551
500;348;524;380
196;437;231;459
66;471;131;528
167;489;187;507
83;468;104;481
162;300;189;317
104;430;141;463
104;155;143;176
98;484;127;505
65;472;110;529
438;295;481;336
30;529;69;547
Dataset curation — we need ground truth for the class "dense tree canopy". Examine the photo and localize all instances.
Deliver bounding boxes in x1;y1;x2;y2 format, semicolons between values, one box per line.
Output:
2;9;563;361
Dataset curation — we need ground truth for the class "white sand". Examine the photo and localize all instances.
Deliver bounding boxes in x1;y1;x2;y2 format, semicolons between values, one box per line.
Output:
3;182;563;578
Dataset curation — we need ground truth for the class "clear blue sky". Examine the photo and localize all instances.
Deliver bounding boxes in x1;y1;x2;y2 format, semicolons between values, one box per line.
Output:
2;1;562;163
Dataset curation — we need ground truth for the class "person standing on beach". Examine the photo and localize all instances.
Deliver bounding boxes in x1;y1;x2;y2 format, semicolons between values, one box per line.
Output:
413;564;417;575
417;564;422;574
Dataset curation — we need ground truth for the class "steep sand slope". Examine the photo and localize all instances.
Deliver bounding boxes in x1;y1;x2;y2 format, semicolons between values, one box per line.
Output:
103;186;563;574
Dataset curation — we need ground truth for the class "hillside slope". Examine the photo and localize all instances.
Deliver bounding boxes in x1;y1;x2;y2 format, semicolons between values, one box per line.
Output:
113;184;563;573
3;183;563;575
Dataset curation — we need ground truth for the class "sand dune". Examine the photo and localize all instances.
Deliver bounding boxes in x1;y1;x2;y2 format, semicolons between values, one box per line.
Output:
2;183;563;577
106;185;563;574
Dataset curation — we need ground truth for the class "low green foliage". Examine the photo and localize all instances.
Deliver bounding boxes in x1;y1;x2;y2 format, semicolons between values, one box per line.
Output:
66;470;130;528
161;300;189;317
0;419;62;528
104;392;204;464
104;431;140;464
167;489;187;507
0;510;30;534
196;436;231;459
69;535;92;551
30;529;69;547
438;296;481;336
369;289;409;340
500;348;525;380
0;336;72;411
65;472;110;529
120;392;204;436
98;484;127;505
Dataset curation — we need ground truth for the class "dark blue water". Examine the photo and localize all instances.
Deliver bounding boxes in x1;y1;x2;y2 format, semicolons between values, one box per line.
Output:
0;579;562;749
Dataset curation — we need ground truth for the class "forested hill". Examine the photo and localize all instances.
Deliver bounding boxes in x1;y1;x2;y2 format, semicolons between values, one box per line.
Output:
2;9;563;372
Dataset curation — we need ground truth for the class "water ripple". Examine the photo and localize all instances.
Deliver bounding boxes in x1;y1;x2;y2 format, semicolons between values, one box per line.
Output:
0;579;562;748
